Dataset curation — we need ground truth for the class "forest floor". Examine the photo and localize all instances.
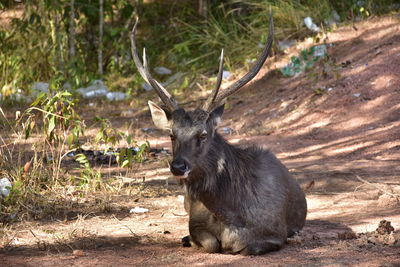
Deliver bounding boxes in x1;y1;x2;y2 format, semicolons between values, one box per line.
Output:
2;15;400;266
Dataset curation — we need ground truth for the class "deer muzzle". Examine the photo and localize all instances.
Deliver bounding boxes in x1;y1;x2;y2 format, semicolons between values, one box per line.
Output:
170;158;191;178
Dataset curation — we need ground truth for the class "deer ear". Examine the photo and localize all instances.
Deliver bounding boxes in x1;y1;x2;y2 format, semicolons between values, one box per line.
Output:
208;103;224;126
148;100;171;130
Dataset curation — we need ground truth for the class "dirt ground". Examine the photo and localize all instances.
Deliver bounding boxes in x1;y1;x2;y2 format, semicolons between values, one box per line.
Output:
2;15;400;266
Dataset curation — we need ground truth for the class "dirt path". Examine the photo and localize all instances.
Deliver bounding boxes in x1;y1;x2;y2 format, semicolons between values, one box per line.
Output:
2;16;400;266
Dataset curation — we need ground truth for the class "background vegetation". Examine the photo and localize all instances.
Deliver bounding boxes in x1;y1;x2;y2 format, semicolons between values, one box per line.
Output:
0;0;397;99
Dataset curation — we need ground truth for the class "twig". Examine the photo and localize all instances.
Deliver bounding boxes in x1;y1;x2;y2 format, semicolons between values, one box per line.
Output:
112;215;136;237
29;229;47;250
355;175;399;198
29;229;40;241
3;232;18;248
172;211;187;217
113;175;137;181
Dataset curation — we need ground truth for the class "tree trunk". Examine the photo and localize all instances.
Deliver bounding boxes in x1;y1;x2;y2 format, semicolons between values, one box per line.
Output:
69;0;76;60
52;12;64;74
98;0;104;76
199;0;208;19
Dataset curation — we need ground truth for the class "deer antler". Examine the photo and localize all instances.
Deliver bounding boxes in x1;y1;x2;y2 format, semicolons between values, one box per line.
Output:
130;19;179;112
202;49;224;111
204;11;274;112
131;12;273;113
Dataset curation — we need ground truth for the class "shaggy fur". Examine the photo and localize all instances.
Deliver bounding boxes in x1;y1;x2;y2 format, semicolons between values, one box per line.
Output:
151;103;307;255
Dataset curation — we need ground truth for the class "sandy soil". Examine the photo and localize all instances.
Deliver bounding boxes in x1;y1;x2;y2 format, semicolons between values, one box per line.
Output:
2;15;400;267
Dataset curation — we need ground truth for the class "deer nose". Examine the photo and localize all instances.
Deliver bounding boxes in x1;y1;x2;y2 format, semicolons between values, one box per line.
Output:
170;159;189;176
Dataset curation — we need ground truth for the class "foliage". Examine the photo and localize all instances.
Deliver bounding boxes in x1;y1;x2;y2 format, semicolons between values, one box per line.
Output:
74;153;103;190
117;142;149;166
94;116;124;147
25;91;84;144
330;0;397;19
0;91;146;223
1;0;397;101
93;116;149;167
0;0;136;99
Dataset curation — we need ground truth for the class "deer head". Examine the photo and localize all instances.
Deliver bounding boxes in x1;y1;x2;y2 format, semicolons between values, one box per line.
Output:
130;13;274;177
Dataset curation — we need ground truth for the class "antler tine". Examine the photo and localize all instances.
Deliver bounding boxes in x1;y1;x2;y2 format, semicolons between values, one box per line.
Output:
211;11;274;109
130;19;178;112
203;49;224;112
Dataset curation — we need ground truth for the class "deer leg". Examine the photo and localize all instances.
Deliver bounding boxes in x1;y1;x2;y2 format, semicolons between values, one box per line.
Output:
190;230;221;253
181;235;192;247
239;240;283;256
187;199;221;253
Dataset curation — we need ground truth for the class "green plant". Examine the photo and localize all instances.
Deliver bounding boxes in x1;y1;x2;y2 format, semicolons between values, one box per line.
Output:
117;142;149;167
94;116;124;147
0;0;137;99
20;91;84;185
0;90;86;221
74;153;103;190
329;0;397;19
163;0;336;96
0;93;116;223
26;91;84;144
93;116;149;167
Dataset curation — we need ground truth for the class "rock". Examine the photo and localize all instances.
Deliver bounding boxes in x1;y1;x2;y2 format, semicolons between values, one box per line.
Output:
287;234;303;245
338;231;357;240
376;220;395;235
354;191;380;200
378;194;399;208
72;249;85;257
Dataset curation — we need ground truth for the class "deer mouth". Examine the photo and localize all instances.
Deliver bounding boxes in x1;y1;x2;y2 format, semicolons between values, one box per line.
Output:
172;170;191;179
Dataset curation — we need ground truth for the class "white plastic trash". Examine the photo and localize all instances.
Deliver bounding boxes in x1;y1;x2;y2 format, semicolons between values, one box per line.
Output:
83;89;108;98
129;207;149;214
313;45;327;57
304;17;320;32
106;92;126;101
222;70;231;80
77;80;109;98
0;177;12;197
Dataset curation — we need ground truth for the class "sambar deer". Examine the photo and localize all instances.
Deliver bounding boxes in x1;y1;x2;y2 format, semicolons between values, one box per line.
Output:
130;13;307;255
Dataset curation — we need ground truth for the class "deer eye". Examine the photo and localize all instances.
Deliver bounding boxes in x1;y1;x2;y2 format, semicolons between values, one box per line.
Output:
198;131;207;141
